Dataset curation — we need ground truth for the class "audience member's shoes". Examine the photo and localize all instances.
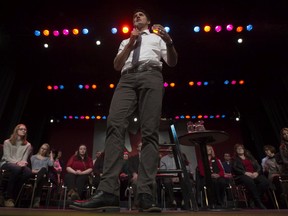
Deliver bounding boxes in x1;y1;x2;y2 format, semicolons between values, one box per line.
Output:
69;190;120;212
138;193;161;212
71;192;80;201
4;199;15;207
254;200;267;209
33;197;40;208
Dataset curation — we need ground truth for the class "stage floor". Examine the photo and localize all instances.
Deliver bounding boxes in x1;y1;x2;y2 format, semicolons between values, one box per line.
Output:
0;208;288;216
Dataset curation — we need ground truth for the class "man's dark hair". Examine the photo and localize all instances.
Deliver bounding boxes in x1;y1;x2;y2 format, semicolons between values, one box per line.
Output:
263;145;276;153
133;8;151;21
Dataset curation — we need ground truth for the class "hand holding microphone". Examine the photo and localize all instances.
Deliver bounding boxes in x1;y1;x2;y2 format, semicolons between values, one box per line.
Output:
129;27;141;46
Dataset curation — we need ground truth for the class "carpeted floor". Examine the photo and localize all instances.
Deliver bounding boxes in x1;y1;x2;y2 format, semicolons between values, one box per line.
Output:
0;208;288;216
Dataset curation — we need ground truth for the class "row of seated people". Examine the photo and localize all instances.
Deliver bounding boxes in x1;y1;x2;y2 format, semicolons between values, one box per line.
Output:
0;123;94;208
1;123;288;210
198;142;288;210
55;138;288;211
158;145;194;209
261;145;288;208
0;141;280;210
92;142;194;210
263;128;288;208
0;126;120;209
0;125;194;210
92;141;288;210
0;152;64;207
112;128;288;210
109;141;287;210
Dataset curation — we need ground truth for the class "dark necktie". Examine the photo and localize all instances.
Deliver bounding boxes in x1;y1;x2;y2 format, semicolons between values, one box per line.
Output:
132;34;142;65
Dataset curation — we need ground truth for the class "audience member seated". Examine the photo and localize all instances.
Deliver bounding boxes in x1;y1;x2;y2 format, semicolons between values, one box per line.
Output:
64;144;93;200
262;144;287;208
119;151;130;201
198;145;226;208
55;149;65;181
231;143;269;209
120;151;129;180
127;142;142;208
159;146;179;209
30;143;54;208
0;124;33;207
93;150;102;165
279;128;288;176
262;145;282;180
48;149;63;187
56;149;65;171
222;153;233;179
92;150;104;190
182;153;195;181
0;144;4;207
221;152;234;201
261;153;269;174
47;149;63;200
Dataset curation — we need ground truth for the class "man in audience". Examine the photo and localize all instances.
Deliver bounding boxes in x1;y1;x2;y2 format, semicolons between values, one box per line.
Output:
159;146;178;209
92;151;105;189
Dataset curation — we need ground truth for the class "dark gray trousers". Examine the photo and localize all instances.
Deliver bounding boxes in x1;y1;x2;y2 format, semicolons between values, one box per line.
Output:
98;69;164;197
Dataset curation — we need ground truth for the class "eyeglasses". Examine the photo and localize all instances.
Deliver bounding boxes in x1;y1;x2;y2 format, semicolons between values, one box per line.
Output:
18;128;27;131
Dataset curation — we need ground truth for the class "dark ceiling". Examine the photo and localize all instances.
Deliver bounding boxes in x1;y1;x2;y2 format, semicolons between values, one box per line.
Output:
1;0;287;120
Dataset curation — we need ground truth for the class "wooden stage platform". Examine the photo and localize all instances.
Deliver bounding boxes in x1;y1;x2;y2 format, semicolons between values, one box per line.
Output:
0;208;287;216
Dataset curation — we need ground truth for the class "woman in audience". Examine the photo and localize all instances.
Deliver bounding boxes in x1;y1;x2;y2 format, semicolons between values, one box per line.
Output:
232;143;269;209
198;144;226;208
56;149;65;171
92;151;105;190
30;143;54;208
0;124;33;207
64;144;93;200
47;148;63;201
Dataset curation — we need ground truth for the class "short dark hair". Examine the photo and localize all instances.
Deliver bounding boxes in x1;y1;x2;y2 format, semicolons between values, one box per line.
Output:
133;8;151;21
263;145;276;153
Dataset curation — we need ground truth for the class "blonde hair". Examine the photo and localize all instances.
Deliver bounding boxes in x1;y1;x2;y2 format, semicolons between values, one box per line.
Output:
38;143;50;157
206;144;215;157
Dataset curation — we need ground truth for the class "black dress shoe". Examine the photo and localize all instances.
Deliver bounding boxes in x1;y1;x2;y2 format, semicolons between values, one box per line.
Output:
138;193;161;212
69;190;120;212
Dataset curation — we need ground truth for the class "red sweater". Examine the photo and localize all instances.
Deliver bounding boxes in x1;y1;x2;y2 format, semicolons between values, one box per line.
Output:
66;155;93;171
198;157;225;177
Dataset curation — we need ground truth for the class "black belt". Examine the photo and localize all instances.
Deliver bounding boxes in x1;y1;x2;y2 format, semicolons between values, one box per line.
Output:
122;66;161;76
